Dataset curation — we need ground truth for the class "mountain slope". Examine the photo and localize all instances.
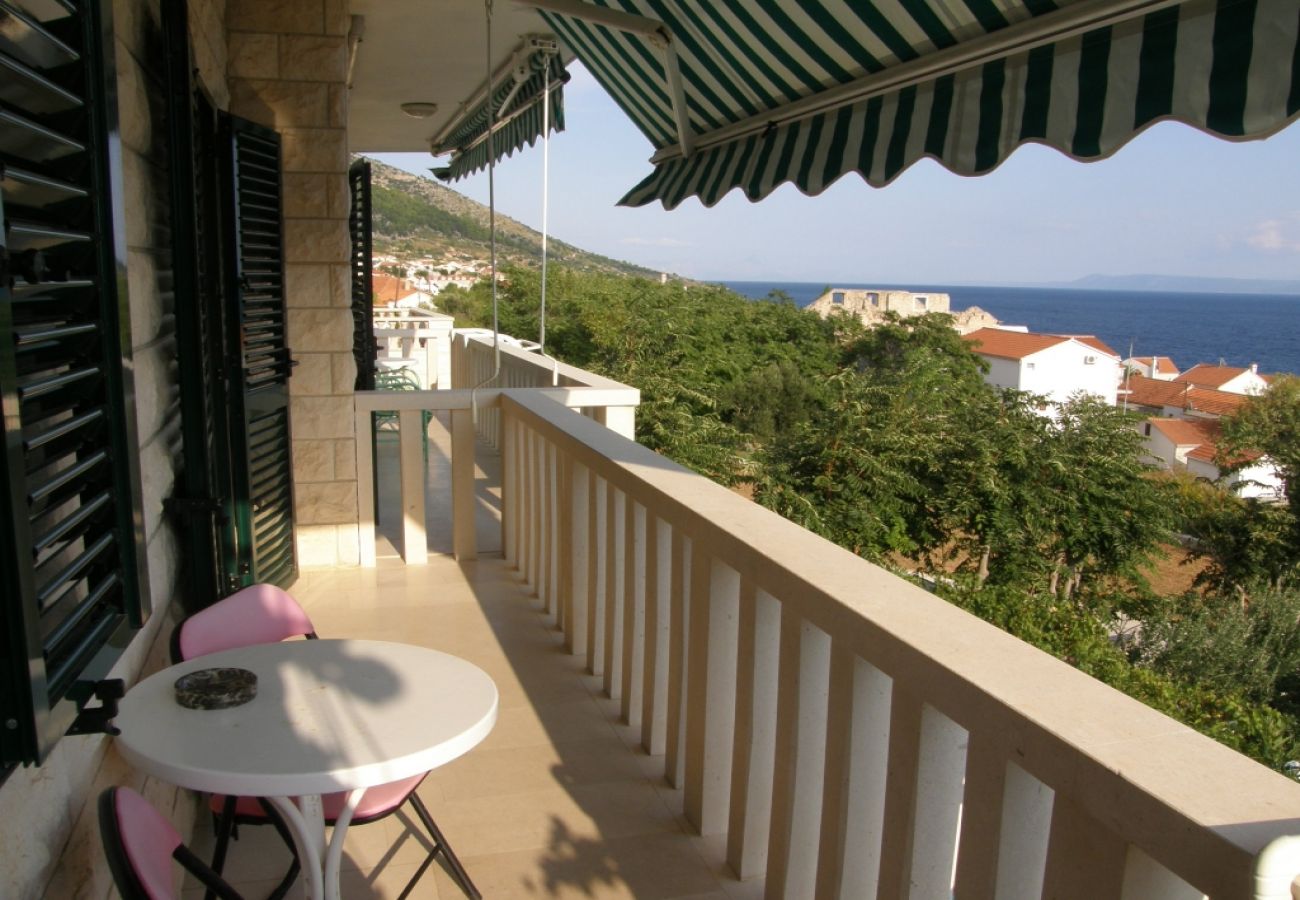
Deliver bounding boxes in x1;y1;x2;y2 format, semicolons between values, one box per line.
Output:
363;157;659;279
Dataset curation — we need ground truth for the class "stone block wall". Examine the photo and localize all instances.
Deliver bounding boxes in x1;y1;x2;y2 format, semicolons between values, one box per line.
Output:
228;0;359;567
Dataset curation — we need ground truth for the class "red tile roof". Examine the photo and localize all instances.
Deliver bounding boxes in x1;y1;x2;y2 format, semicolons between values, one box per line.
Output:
1069;335;1121;358
372;273;411;305
1123;374;1245;417
1175;363;1252;389
1149;416;1220;447
962;328;1119;361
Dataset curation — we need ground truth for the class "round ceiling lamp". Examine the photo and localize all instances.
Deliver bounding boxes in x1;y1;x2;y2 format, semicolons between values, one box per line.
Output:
400;102;438;118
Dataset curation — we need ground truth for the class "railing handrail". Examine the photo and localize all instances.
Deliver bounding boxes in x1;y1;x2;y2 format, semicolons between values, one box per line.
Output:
455;332;636;392
500;388;1300;899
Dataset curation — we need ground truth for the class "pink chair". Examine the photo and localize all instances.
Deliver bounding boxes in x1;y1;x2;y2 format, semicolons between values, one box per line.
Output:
98;786;243;900
170;583;480;900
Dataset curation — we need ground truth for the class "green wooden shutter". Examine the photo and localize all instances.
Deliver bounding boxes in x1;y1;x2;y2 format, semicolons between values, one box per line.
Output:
349;159;375;392
163;0;238;609
221;115;297;589
0;0;144;764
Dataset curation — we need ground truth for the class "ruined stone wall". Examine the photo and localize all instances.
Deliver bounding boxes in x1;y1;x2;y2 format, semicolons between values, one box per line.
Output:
808;288;998;334
228;0;359;566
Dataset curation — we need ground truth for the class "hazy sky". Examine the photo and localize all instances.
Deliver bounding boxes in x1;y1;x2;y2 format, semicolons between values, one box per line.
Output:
375;63;1300;286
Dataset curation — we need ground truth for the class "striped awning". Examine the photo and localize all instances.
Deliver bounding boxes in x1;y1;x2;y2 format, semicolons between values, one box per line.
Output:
434;52;569;182
531;0;1300;209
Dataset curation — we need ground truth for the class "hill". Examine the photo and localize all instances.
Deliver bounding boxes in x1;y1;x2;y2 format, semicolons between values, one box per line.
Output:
363;157;660;279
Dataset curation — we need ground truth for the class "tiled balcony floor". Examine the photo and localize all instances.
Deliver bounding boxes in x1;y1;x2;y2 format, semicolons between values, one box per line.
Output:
184;416;762;899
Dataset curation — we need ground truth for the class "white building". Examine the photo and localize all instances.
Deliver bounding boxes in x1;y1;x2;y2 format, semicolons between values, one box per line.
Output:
1143;417;1284;501
1174;362;1270;395
962;328;1122;410
1123;355;1180;380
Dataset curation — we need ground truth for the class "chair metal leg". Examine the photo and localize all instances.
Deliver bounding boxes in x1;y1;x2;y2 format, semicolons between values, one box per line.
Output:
408;792;480;899
206;795;238;900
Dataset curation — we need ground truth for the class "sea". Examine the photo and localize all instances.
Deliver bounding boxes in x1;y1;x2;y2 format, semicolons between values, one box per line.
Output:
719;282;1300;376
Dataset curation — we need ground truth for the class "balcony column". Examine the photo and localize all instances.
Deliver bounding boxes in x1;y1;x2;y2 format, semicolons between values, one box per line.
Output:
502;413;518;567
816;653;893;899
640;516;671;754
664;533;691;788
451;407;476;561
765;609;831;898
620;502;647;728
588;477;607;677
398;409;427;565
726;584;780;879
595;405;636;440
602;488;626;699
683;554;740;835
565;461;590;656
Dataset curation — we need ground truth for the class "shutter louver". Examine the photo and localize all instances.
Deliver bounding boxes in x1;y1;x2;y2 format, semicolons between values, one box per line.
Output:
224;117;297;589
0;0;142;764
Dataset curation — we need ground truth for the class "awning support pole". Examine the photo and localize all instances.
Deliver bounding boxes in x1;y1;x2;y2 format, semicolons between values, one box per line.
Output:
516;0;694;157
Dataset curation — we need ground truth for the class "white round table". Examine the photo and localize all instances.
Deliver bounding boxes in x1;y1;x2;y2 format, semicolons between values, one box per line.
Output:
114;639;498;900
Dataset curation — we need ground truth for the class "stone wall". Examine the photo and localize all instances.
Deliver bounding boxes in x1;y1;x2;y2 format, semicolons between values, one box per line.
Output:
807;288;999;335
227;0;360;567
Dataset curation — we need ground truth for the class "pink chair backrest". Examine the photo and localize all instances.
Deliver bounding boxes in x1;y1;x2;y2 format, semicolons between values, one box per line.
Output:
177;583;315;660
113;787;182;900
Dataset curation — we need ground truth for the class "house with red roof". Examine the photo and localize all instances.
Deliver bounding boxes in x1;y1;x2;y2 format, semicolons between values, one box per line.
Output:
961;328;1122;413
1142;417;1283;501
1174;362;1269;395
1123;355;1180;381
1120;374;1247;420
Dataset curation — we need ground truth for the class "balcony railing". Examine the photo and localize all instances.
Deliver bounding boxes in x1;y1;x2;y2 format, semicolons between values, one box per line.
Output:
352;355;1300;899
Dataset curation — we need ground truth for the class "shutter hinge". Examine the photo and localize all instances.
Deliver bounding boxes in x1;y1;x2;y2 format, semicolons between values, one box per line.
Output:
67;679;125;737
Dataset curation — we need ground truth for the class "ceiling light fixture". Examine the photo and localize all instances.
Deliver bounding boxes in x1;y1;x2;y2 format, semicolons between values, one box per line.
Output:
400;102;438;118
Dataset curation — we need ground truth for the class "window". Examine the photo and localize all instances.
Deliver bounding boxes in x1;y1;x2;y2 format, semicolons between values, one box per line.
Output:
0;0;144;766
916;295;928;309
831;291;844;304
867;292;878;306
1084;355;1097;365
1026;362;1036;370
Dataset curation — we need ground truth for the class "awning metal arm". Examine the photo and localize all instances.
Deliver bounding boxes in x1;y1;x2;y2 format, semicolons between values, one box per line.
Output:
429;34;559;154
515;0;694;157
643;0;1181;164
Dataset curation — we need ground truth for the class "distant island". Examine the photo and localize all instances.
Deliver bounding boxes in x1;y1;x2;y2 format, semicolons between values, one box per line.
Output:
1050;273;1300;295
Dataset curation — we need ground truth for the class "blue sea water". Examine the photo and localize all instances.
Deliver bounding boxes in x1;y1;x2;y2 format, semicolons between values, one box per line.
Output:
719;281;1300;376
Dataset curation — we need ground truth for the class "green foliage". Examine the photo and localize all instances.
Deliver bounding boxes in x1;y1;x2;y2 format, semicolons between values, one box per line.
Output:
1222;374;1300;514
1138;586;1300;712
1175;473;1300;596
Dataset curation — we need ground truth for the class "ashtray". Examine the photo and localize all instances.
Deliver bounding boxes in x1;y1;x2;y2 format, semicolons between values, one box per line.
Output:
174;667;258;710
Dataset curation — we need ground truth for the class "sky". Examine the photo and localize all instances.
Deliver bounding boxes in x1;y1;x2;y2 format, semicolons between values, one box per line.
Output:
375;63;1300;286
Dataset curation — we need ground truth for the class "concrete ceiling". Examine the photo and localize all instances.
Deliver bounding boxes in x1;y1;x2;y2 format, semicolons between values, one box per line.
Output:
347;0;555;156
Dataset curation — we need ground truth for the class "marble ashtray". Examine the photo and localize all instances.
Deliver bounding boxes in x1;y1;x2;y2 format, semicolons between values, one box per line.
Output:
174;667;258;710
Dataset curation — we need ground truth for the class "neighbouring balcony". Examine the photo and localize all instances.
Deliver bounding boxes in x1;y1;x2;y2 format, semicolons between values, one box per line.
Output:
201;336;1300;899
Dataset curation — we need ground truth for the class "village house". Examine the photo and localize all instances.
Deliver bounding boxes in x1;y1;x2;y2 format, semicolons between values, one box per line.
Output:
1175;362;1271;395
1122;373;1249;419
1141;417;1285;501
1124;355;1181;380
961;327;1122;411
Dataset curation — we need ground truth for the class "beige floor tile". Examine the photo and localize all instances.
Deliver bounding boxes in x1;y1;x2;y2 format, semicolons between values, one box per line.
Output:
432;832;722;900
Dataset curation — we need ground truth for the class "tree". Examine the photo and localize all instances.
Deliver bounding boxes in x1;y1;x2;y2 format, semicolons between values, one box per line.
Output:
1222;374;1300;516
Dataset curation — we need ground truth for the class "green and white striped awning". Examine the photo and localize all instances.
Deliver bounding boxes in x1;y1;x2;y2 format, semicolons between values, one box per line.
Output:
530;0;1300;209
434;51;569;182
